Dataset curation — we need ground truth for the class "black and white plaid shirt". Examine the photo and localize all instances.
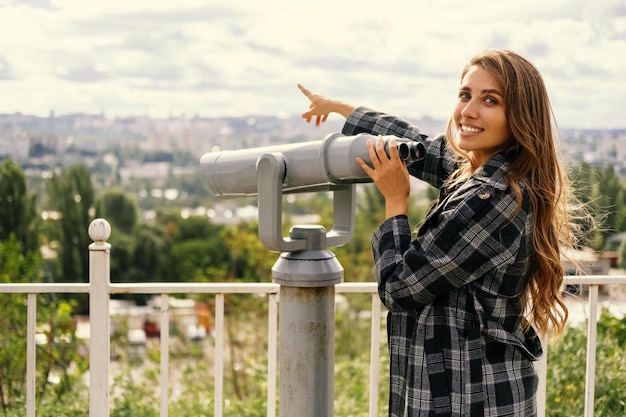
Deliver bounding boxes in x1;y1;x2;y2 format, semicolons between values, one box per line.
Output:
342;107;542;417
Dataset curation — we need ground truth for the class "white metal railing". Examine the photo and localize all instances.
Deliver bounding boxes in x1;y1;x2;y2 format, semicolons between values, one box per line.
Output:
0;218;625;417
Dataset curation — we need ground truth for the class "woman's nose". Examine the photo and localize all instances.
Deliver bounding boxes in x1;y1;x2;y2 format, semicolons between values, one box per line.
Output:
461;99;478;119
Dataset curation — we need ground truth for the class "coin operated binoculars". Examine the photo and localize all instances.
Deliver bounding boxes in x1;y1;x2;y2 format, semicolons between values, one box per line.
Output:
201;132;424;254
200;132;424;417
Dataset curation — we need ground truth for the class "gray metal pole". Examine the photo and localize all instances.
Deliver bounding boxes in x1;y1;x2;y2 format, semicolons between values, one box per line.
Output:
272;225;343;417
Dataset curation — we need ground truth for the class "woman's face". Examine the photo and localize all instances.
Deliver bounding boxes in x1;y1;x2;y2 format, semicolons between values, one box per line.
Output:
453;65;512;167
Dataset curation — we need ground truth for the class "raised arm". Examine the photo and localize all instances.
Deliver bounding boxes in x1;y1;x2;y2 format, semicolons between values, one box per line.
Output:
298;84;355;125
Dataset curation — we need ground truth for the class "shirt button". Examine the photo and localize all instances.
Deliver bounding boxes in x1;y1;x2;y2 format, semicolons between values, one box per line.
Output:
478;190;490;199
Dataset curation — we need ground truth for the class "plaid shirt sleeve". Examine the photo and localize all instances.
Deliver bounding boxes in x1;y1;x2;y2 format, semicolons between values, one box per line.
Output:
342;106;457;189
342;106;429;140
372;179;525;312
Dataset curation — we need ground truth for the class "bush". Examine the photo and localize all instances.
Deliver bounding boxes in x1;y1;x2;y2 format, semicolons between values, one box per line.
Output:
547;309;626;416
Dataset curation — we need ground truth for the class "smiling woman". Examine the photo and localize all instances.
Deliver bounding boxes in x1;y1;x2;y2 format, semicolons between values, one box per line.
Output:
297;49;594;417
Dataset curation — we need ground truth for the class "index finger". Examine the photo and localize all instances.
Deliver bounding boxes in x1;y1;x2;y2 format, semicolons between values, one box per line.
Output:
297;83;314;99
386;138;401;159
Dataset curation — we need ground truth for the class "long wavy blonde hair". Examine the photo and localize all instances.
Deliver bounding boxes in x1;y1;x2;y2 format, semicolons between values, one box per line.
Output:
444;50;584;336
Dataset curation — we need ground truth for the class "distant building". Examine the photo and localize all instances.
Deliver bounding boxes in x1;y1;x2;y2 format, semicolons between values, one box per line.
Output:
0;125;29;159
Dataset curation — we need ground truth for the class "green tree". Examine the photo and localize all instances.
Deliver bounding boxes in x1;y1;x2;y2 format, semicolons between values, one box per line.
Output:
0;159;39;252
167;238;228;282
595;165;624;248
45;165;94;285
157;209;268;283
220;221;274;283
108;232;134;283
176;215;220;241
94;188;139;235
0;237;40;411
92;189;164;287
0;236;86;415
142;214;230;283
129;224;171;282
94;188;147;290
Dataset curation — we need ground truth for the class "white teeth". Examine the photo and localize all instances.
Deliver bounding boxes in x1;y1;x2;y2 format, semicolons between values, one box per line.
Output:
461;125;483;134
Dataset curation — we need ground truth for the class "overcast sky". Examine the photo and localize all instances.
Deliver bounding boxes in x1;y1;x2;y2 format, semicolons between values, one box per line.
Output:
1;0;625;128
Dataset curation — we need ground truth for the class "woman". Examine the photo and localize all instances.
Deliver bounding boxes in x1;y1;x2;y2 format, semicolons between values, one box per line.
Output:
298;50;582;416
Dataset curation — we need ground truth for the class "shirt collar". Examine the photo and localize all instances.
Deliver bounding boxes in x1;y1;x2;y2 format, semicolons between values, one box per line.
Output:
470;153;510;191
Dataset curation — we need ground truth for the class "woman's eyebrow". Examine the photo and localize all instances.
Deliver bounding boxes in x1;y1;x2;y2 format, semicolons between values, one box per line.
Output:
458;86;504;97
479;88;503;97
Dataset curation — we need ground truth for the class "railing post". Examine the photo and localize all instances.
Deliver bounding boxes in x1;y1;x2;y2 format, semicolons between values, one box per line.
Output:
160;294;170;417
88;219;112;417
368;293;381;417
26;293;37;417
267;292;279;417
534;332;548;417
584;284;599;417
273;226;343;417
214;293;225;417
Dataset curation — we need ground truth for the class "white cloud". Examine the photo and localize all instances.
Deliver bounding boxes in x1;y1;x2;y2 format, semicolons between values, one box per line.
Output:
0;0;625;127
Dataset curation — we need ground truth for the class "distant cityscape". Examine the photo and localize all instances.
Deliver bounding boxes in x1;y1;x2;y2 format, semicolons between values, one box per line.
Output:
1;111;625;186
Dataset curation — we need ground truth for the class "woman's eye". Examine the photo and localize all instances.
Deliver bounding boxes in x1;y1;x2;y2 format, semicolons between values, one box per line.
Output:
485;96;498;105
459;92;470;100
